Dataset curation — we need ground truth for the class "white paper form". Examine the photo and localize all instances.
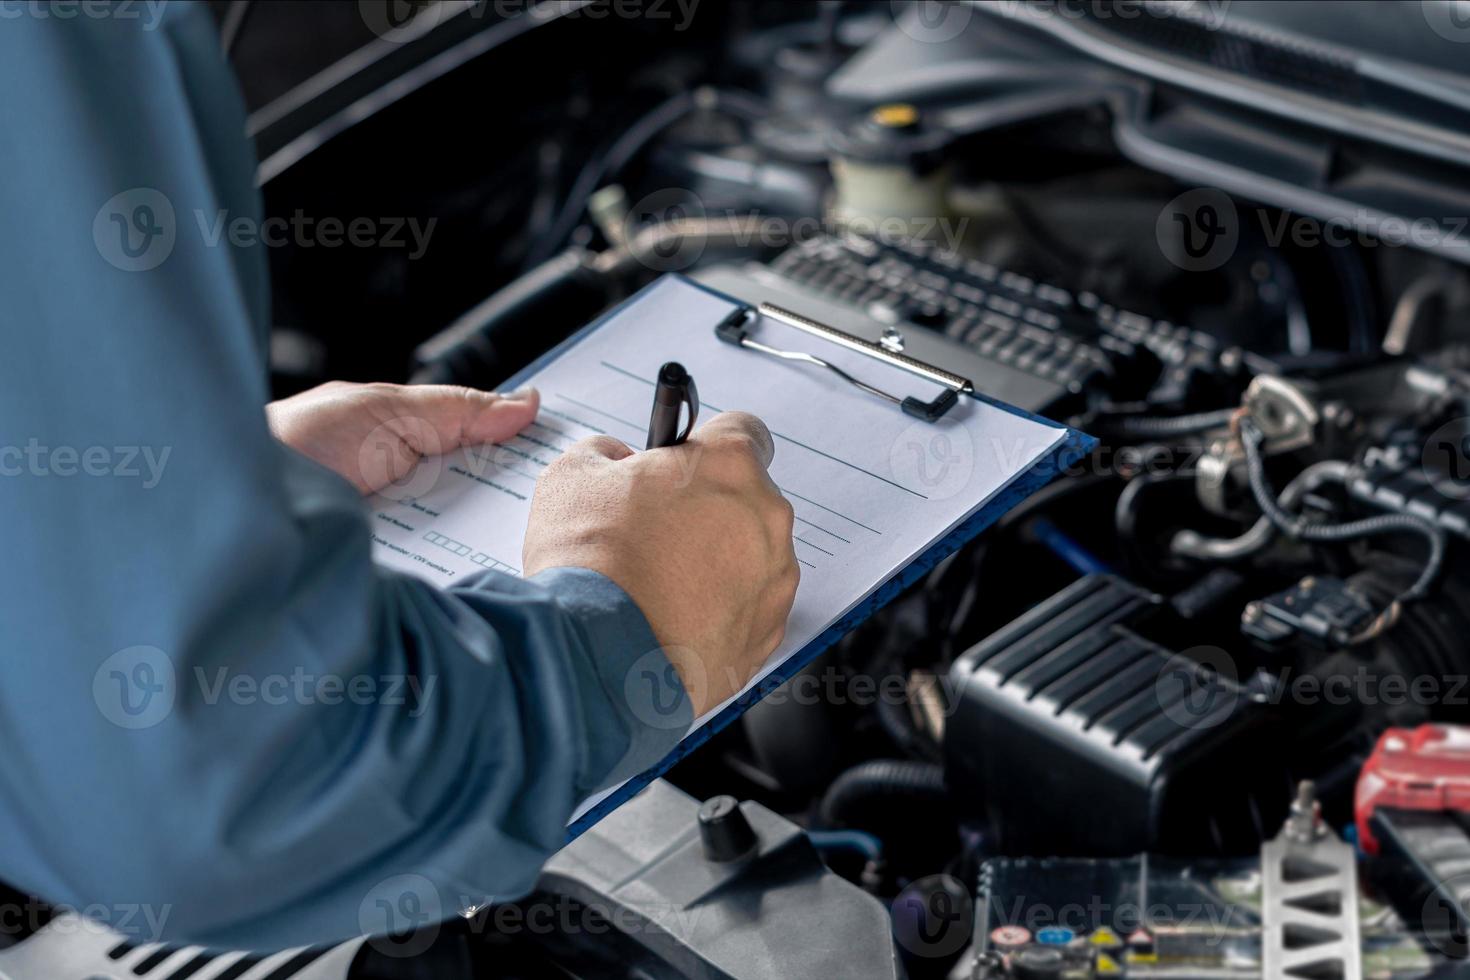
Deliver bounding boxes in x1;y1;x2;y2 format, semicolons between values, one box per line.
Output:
368;276;1066;797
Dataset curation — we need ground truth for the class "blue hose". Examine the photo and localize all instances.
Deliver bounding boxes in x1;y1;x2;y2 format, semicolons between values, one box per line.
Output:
1029;516;1112;576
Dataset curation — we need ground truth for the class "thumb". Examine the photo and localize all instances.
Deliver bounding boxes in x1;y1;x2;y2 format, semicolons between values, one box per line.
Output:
396;385;540;451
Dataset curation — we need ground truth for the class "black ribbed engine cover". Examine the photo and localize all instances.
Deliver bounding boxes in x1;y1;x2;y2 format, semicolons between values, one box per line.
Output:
944;575;1284;857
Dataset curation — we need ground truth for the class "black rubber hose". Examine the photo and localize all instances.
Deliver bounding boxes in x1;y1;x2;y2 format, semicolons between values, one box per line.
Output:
1092;408;1236;439
410;248;611;387
818;760;946;828
874;688;941;763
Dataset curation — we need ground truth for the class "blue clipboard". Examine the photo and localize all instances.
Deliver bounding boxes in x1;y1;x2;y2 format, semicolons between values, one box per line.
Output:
491;273;1095;841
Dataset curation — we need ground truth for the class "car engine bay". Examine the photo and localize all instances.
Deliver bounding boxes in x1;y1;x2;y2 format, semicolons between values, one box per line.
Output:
16;1;1470;978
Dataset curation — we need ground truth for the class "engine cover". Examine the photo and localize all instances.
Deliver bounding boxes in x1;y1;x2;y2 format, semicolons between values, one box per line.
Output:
945;575;1284;856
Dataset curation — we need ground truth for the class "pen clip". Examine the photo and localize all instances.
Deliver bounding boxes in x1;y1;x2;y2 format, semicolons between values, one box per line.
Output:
676;376;699;443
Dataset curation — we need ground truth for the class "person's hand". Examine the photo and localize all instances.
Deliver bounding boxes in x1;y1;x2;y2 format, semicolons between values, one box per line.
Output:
266;381;540;494
523;412;800;717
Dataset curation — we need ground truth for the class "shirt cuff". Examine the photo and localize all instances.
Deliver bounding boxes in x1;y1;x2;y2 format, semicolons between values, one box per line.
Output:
527;566;693;797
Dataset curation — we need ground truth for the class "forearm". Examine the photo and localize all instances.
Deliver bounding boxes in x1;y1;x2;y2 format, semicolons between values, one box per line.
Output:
141;556;687;949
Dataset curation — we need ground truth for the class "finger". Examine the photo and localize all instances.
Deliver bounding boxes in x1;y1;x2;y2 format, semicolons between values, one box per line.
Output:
458;387;540;446
690;411;775;469
395;385;540;451
564;434;636;462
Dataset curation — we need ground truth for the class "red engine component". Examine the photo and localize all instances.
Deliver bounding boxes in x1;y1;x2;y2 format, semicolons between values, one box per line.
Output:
1355;724;1470;855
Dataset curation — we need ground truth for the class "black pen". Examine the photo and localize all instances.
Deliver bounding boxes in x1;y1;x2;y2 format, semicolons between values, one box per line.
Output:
646;361;698;449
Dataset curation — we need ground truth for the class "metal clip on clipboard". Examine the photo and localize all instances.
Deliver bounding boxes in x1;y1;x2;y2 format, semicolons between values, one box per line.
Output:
715;302;974;422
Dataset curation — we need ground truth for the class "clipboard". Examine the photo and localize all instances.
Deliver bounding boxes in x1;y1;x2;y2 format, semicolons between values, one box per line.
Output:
469;274;1094;840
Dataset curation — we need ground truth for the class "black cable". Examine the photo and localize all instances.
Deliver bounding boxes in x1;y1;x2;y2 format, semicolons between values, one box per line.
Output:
1238;415;1446;641
522;88;766;270
523;91;697;269
1114;469;1195;579
1323;234;1377;353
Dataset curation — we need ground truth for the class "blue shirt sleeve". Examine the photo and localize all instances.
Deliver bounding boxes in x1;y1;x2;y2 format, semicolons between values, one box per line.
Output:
0;1;691;950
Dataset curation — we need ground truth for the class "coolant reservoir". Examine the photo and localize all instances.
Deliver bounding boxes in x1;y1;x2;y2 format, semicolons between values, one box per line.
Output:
828;103;953;240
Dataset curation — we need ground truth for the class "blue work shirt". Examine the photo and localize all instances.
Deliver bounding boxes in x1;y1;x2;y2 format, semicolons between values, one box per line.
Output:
0;0;690;950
